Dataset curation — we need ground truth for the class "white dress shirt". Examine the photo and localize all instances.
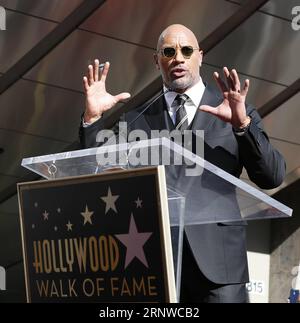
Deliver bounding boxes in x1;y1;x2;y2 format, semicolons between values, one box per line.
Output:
164;78;206;126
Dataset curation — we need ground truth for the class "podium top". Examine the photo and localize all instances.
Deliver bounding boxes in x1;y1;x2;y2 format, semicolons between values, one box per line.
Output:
22;138;292;224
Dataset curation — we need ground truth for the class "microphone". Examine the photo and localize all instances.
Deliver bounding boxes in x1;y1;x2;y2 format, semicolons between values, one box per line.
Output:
127;87;171;129
98;87;171;147
96;87;171;170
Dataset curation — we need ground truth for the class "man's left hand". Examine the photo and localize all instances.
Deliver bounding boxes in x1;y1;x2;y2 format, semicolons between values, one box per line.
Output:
200;67;250;129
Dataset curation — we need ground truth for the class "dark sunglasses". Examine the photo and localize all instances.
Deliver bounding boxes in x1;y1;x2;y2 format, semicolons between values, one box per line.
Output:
159;46;199;59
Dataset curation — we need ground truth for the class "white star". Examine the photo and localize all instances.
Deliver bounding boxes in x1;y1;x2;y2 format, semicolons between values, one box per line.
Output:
54;226;58;232
57;208;61;213
101;187;119;214
135;197;143;208
32;224;35;229
66;221;73;231
34;202;38;208
43;211;49;220
81;205;94;225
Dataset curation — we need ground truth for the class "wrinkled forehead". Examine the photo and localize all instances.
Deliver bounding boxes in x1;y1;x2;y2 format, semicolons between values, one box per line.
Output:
157;30;198;50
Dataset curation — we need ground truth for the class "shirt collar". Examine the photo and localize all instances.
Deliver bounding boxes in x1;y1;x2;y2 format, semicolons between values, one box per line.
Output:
164;78;205;110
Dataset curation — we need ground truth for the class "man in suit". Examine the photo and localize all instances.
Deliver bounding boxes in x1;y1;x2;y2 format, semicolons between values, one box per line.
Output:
79;24;286;302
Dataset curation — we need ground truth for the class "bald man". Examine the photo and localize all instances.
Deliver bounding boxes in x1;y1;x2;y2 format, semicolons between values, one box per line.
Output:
80;24;285;303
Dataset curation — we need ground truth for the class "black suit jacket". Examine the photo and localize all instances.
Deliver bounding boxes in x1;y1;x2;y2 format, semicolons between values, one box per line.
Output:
79;85;285;284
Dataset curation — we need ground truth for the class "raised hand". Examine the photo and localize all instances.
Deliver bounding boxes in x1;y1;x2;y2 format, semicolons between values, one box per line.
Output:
200;67;251;129
83;59;131;124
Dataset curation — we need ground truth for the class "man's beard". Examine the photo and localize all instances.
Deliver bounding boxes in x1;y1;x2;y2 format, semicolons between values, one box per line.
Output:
169;75;194;91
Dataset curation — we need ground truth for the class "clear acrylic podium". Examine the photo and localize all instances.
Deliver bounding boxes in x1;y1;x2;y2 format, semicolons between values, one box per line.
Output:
21;138;292;301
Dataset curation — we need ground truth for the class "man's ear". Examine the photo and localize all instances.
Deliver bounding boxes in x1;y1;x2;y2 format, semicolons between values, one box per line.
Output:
153;53;160;70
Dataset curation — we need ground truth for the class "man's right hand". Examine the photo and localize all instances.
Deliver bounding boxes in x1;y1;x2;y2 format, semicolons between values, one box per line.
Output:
83;59;131;124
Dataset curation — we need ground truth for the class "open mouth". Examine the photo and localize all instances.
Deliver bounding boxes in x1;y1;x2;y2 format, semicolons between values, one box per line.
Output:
170;68;187;78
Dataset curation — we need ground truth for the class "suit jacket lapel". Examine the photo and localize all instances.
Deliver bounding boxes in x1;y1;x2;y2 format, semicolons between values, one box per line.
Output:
144;94;173;131
191;85;222;132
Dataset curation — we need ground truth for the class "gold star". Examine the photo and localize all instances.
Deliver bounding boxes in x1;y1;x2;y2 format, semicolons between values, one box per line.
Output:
81;205;94;225
43;211;49;220
66;221;73;231
101;187;119;214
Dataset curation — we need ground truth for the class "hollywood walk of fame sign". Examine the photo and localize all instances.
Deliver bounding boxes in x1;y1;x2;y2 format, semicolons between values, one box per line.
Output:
17;166;176;302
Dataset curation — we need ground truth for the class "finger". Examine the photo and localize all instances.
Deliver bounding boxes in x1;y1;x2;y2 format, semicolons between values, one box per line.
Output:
223;67;234;90
231;69;241;92
94;59;99;82
241;79;250;96
100;62;110;83
213;72;227;93
114;92;131;103
83;76;89;92
88;65;94;85
199;105;219;116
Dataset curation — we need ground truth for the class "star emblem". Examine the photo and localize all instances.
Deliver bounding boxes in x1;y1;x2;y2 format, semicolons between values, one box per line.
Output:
81;205;94;225
66;221;73;231
115;214;152;269
43;211;49;220
135;197;143;208
101;187;119;214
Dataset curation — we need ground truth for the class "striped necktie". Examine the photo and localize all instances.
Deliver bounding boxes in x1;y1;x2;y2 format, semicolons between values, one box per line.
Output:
174;94;189;131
